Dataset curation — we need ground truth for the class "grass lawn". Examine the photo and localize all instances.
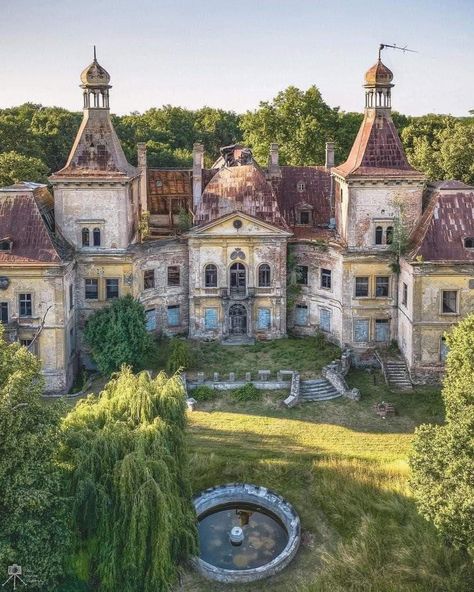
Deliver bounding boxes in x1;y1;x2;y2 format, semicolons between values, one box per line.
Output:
147;334;341;380
182;368;473;592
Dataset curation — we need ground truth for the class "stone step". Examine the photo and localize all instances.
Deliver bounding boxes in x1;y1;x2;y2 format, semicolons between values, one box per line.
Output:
302;379;330;386
301;393;342;402
301;388;338;396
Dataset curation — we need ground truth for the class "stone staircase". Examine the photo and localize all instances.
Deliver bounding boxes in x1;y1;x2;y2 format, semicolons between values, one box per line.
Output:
384;360;413;390
300;378;341;402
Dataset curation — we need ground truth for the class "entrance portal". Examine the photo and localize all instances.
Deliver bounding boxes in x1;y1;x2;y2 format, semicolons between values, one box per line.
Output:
229;304;247;335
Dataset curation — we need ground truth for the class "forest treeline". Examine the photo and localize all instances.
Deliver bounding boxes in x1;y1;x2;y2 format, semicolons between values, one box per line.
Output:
0;85;473;186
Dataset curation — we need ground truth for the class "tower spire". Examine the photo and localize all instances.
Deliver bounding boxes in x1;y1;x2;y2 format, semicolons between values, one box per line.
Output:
80;50;111;109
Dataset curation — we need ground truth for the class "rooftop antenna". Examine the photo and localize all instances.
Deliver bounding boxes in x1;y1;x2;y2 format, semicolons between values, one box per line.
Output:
379;43;417;60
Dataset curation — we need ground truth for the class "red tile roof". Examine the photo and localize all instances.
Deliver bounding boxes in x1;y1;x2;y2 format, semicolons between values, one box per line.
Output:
274;166;332;226
410;188;474;262
0;184;69;264
333;110;423;179
196;163;287;228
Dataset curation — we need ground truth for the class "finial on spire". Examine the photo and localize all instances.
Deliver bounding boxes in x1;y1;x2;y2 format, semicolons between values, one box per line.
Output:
93;45;97;62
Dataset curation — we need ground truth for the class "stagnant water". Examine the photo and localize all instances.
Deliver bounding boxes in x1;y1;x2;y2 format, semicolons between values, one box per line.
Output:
198;502;288;570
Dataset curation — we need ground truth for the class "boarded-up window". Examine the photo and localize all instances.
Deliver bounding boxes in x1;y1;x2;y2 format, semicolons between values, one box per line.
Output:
257;308;271;330
145;309;157;332
167;305;180;326
204;308;218;329
320;308;331;332
375;319;390;342
354;319;369;342
167;266;180;286
295;304;308;326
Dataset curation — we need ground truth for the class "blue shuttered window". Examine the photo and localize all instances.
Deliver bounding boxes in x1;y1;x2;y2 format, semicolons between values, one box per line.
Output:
295;304;308;326
354;319;369;342
167;305;180;327
145;309;157;332
320;308;331;332
204;308;218;329
257;308;271;330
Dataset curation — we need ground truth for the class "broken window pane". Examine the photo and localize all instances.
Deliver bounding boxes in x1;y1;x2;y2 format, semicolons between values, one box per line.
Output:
167;266;180;286
442;290;457;313
321;268;332;289
295;265;308;285
375;276;389;297
144;269;155;289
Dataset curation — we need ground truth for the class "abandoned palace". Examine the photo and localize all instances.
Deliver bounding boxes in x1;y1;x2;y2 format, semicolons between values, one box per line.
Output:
0;53;473;392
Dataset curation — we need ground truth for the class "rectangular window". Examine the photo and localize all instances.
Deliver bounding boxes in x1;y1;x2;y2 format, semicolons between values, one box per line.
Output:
69;284;74;310
355;277;369;298
167;266;180;286
320;308;331;332
69;327;75;356
0;302;8;323
295;265;308;286
402;282;408;307
354;319;369;342
299;211;310;225
320;268;332;289
257;308;271;330
19;293;32;317
295;304;308;326
442;290;458;314
105;279;119;300
20;338;32;348
85;279;99;300
375;319;390;342
143;270;155;290
145;309;157;332
375;276;390;297
204;308;218;330
167;305;180;327
440;337;449;363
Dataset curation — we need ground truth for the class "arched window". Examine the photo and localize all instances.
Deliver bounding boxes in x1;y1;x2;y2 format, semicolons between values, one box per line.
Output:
82;227;90;247
375;226;383;245
386;226;393;245
205;264;217;287
93;228;101;247
258;264;271;287
464;237;474;248
230;262;246;295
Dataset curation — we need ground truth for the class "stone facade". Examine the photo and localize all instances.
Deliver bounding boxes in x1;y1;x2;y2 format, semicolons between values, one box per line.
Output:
1;54;474;391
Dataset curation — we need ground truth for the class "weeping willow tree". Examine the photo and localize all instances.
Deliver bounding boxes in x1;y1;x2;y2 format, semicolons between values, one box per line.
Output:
62;368;197;592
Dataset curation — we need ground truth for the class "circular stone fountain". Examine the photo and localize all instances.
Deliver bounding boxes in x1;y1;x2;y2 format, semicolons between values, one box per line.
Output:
192;483;301;583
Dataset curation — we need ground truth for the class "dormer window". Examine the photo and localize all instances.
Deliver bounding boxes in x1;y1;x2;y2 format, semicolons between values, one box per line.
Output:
464;237;474;248
0;239;12;252
297;181;306;192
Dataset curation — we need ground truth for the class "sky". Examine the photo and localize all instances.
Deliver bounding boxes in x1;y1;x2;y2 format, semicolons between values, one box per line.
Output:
0;0;473;116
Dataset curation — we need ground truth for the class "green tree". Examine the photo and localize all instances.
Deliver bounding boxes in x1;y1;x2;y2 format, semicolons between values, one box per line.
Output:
83;295;152;375
62;367;197;592
166;338;193;373
437;120;474;185
241;85;340;166
0;150;49;186
0;327;70;590
410;314;474;552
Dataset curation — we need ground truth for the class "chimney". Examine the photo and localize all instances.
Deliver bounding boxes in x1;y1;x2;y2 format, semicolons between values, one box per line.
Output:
268;143;281;178
137;143;148;214
325;142;335;170
192;142;204;210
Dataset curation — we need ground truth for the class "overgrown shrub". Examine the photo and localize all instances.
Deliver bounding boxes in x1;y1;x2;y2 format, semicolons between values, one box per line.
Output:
167;338;193;374
192;385;219;402
83;295;152;375
232;382;261;402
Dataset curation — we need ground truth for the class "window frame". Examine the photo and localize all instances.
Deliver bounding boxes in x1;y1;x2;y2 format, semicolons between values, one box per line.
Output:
85;278;99;300
69;283;74;311
81;227;90;247
441;290;458;315
258;264;271;288
143;269;155;290
374;318;390;342
375;276;390;298
354;276;369;298
167;266;181;287
92;227;101;247
294;303;309;326
167;304;180;327
204;307;219;330
257;307;271;330
0;302;8;323
320;268;332;290
19;293;32;317
299;210;311;225
353;318;370;343
402;282;408;307
375;226;383;245
464;237;474;249
204;264;218;288
295;265;308;286
105;278;120;300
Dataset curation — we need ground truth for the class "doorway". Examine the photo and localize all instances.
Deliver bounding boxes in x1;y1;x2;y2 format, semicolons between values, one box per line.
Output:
229;304;247;335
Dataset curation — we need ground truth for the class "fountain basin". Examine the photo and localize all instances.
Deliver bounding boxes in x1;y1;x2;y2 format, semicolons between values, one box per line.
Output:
192;483;301;583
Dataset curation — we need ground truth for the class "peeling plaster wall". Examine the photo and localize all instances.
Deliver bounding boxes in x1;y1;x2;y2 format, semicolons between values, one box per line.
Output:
54;183;135;250
134;240;189;336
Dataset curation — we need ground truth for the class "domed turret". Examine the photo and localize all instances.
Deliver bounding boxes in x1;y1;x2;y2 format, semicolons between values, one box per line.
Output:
364;60;394;87
80;47;111;109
